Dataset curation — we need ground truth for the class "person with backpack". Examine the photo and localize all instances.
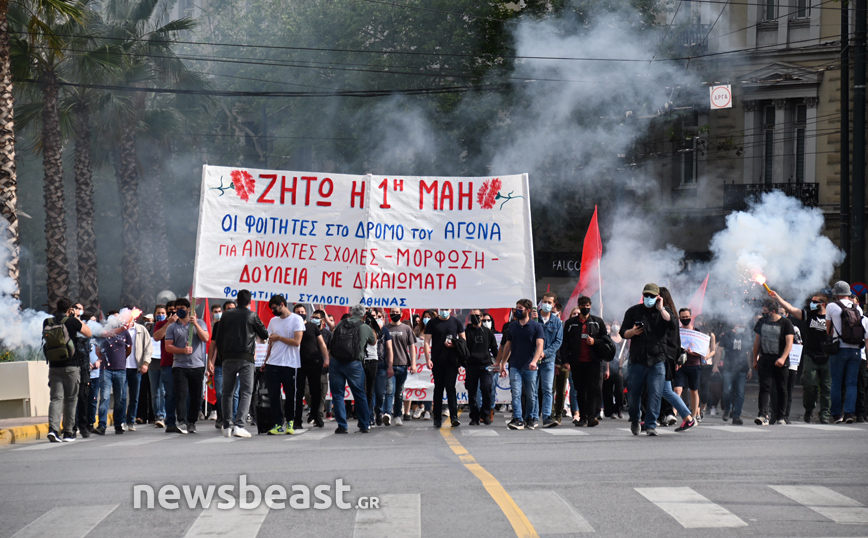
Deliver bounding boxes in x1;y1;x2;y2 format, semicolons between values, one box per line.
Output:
43;298;93;442
825;281;868;423
328;304;376;434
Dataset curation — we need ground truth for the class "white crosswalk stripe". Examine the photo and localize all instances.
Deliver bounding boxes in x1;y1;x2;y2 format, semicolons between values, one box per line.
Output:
102;436;171;448
617;427;676;435
196;436;241;444
701;426;769;433
511;490;594;533
10;504;117;538
461;429;499;436
788;424;865;432
770;485;868;524
635;487;748;528
183;504;269;538
287;429;332;441
14;438;93;451
353;494;421;538
541;429;588;436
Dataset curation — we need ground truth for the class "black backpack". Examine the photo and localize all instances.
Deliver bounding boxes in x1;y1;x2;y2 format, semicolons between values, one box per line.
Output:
329;319;362;362
834;301;867;346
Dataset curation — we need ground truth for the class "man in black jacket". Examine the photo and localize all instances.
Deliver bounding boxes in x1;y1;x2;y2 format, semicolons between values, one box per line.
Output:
620;283;677;436
562;296;610;427
464;311;499;425
213;289;268;438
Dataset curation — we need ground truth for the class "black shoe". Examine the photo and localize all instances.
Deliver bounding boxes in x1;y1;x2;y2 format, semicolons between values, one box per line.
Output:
858;415;867;423
359;427;369;433
451;418;460;428
481;416;492;425
576;419;587;427
675;418;697;432
47;431;61;443
87;425;96;434
731;417;744;425
94;426;106;435
542;418;558;428
314;416;324;428
722;410;730;422
525;419;538;430
470;419;480;426
295;422;304;431
630;421;640;435
79;428;90;439
215;421;222;429
335;427;348;434
507;418;524;430
376;414;383;426
114;428;124;434
845;413;855;424
433;422;442;428
587;417;599;427
820;416;831;424
187;423;197;433
804;411;812;423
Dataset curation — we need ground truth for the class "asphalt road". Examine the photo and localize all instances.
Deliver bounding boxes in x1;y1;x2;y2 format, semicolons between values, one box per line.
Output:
2;390;867;538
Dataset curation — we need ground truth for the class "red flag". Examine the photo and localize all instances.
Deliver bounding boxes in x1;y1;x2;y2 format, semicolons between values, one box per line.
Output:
486;308;513;332
206;376;217;404
258;301;275;327
323;305;350;324
202;298;212;338
562;206;602;320
687;273;710;319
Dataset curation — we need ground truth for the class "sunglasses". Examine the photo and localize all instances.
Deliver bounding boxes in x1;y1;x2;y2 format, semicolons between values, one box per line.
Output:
643;293;656;298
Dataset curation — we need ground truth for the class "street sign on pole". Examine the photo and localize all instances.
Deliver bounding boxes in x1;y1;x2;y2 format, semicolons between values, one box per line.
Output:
710;85;732;109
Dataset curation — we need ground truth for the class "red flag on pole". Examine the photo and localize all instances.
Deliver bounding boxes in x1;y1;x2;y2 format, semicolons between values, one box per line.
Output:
687;273;710;319
202;298;212;338
562;206;602;320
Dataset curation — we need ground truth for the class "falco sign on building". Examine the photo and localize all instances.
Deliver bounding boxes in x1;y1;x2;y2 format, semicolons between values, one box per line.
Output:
193;165;536;309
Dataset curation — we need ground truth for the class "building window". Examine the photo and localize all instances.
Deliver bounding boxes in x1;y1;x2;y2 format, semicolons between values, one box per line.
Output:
795;0;810;18
763;105;775;184
763;0;777;20
794;104;806;182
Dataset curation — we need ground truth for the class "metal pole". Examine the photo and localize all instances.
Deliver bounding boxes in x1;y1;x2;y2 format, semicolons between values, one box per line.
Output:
852;0;866;280
842;1;851;281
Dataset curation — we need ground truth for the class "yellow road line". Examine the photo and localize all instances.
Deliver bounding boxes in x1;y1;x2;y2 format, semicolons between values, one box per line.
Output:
439;427;539;538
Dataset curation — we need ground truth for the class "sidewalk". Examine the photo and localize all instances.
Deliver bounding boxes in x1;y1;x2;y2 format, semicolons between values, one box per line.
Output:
0;415;116;446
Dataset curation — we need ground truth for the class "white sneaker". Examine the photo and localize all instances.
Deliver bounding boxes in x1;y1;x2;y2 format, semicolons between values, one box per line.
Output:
710;406;718;417
198;411;206;421
120;422;127;431
665;415;677;426
423;411;432;420
128;423;136;432
222;426;232;438
394;416;403;426
382;414;391;426
233;426;252;438
177;423;188;434
412;408;423;419
208;411;217;420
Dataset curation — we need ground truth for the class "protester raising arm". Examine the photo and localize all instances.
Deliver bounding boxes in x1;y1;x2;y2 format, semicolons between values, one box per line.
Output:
769;291;805;321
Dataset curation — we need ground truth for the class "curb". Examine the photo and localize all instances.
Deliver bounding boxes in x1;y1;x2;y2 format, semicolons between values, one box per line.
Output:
0;416;116;446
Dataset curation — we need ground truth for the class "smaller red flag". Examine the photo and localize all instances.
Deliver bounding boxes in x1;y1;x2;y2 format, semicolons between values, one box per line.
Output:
687;274;710;319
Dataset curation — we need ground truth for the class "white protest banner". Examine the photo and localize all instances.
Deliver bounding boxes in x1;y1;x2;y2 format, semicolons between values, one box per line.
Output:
193;166;536;309
679;328;711;357
789;343;803;368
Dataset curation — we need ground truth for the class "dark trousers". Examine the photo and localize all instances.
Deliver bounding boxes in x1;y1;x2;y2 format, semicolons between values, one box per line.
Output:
173;367;205;426
363;360;378;421
571;360;602;421
699;364;712;406
602;370;624;417
464;364;492;421
758;357;788;420
783;366;798;419
295;360;323;424
75;365;90;432
137;370;153;423
432;360;459;421
266;364;299;427
856;360;868;418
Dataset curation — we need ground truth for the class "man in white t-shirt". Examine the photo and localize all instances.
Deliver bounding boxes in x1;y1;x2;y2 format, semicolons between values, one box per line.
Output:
825;281;867;423
263;295;305;435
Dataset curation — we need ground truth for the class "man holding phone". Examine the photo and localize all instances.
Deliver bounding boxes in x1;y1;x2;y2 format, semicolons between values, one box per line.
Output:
619;283;677;436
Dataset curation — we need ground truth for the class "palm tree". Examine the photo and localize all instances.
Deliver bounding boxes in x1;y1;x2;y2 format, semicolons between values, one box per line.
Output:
1;0;82;304
100;0;197;307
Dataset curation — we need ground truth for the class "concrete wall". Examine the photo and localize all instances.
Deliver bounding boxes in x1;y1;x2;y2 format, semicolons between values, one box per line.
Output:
0;361;51;419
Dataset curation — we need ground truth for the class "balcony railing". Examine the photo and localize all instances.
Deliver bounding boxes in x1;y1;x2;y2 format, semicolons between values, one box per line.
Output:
723;182;819;211
675;24;710;56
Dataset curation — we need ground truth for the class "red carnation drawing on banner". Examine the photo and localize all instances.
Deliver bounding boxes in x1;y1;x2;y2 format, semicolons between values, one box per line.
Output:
477;178;501;209
477;178;523;210
209;169;256;201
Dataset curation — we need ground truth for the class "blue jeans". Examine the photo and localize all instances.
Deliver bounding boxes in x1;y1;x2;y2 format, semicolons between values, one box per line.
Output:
99;369;127;429
87;370;101;427
661;380;692;419
721;369;747;419
160;364;177;427
627;361;665;429
569;372;579;414
147;363;165;420
329;360;371;430
509;366;538;421
536;360;556;420
124;368;141;424
481;370;499;408
831;348;862;416
390;366;408;416
375;365;393;416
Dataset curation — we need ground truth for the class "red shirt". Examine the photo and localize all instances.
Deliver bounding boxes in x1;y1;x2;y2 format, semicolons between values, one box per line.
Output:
577;319;592;363
154;319;174;367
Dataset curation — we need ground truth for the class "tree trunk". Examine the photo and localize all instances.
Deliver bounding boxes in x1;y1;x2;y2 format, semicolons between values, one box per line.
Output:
0;0;20;298
117;123;141;307
149;157;170;295
73;102;99;314
42;71;69;308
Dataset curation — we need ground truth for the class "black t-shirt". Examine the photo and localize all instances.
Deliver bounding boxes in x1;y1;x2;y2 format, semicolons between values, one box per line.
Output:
753;316;795;359
299;321;322;364
797;309;828;355
210;320;223;367
718;331;749;372
464;325;498;366
42;315;84;368
424;316;465;363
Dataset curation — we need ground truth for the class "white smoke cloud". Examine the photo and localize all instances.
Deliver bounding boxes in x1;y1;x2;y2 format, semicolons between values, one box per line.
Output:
0;223;51;354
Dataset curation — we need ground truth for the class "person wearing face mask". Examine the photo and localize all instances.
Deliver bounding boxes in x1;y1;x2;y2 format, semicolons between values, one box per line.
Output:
424;308;466;428
751;299;795;425
534;292;563;428
673;308;703;420
310;310;333;422
152;301;180;431
411;311;435;421
163;298;209;434
383;308;415;426
496;299;545;430
554;307;582;424
770;290;832;423
291;304;330;429
259;296;305;435
464;309;499;425
207;301;238;429
147;304;167;428
602;321;625;419
717;323;752;425
562;296;610;428
620;283;677;436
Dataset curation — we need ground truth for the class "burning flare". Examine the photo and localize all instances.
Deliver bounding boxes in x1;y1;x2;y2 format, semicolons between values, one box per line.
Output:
754;274;772;295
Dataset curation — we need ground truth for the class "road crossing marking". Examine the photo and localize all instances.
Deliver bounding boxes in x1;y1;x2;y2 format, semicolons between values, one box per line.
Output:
788;424;865;432
440;428;539;537
635;487;748;528
461;429;499;437
14;438;93;451
770;485;868;524
541;429;588;436
10;504;118;538
102;436;171;448
701;426;769;433
617;427;675;435
286;429;332;441
353;494;421;538
510;490;594;533
195;436;240;444
183;504;268;538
